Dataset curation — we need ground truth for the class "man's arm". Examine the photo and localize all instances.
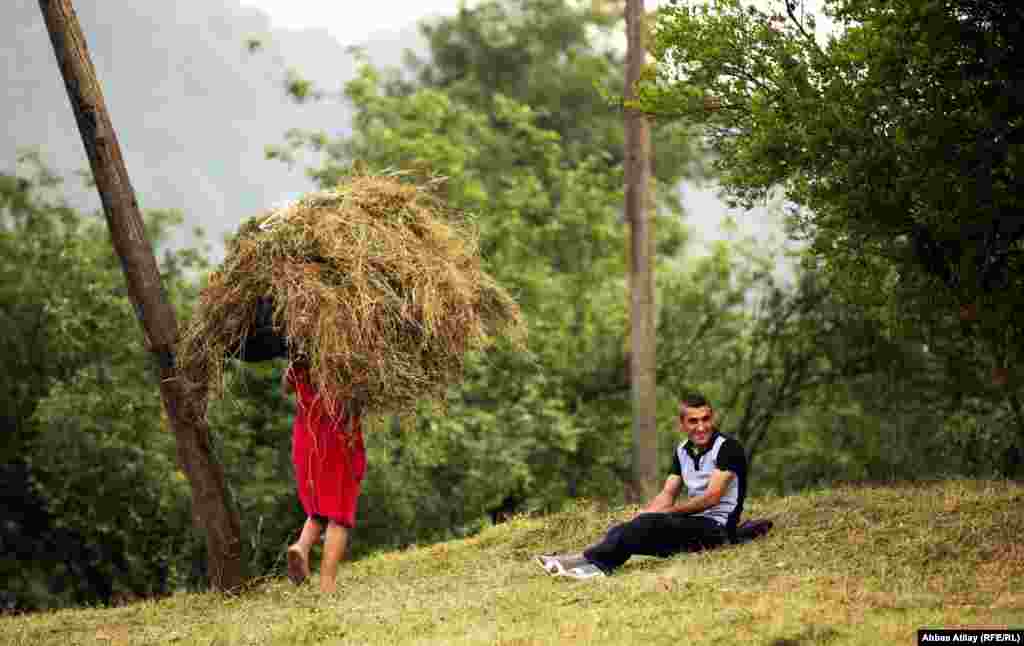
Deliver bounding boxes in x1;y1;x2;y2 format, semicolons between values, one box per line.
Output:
640;475;685;514
664;469;735;515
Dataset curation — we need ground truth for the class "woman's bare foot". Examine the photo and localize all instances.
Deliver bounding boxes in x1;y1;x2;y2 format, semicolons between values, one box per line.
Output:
318;521;349;593
319;576;337;594
287;545;310;585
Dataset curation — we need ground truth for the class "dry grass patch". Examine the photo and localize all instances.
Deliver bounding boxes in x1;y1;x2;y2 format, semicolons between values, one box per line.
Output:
4;479;1024;646
178;171;524;418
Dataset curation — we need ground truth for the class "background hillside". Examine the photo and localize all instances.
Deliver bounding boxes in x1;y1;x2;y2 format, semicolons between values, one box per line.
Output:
3;480;1022;645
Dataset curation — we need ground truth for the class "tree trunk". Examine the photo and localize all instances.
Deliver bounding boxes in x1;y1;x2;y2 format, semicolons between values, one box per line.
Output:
39;0;244;592
625;0;658;502
1007;391;1024;473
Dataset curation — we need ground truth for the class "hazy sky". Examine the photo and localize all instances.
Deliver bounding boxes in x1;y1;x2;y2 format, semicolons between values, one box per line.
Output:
235;0;831;49
232;0;806;281
4;0;802;274
236;0;469;44
237;0;674;47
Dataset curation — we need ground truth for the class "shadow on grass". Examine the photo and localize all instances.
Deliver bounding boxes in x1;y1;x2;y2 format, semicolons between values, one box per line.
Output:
769;625;842;645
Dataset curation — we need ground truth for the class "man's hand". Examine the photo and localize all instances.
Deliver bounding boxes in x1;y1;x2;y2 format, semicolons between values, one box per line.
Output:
640;475;684;514
665;469;735;515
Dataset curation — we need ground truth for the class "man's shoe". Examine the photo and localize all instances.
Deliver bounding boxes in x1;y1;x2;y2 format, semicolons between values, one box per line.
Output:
561;561;607;580
535;554;566;576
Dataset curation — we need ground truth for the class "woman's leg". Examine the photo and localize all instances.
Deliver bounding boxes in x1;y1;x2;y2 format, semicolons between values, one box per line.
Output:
287;516;323;584
319;520;350;593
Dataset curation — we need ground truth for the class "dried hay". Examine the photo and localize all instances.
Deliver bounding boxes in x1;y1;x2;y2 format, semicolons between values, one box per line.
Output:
177;170;525;418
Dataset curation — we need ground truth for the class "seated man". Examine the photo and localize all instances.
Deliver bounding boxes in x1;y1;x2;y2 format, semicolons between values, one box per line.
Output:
537;392;751;579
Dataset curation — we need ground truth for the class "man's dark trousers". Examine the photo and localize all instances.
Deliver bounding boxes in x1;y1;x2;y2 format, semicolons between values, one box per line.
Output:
583;513;727;572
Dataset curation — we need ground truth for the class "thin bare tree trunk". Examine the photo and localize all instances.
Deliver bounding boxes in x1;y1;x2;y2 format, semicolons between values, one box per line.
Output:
39;0;244;591
625;0;658;502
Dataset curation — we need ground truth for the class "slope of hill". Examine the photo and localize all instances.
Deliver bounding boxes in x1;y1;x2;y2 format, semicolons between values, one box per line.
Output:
3;479;1022;645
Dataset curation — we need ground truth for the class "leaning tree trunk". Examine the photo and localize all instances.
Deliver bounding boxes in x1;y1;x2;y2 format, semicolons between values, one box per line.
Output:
39;0;244;591
625;0;658;502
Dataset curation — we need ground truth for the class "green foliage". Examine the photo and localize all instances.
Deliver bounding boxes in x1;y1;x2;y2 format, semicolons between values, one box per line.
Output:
21;0;1024;614
639;0;1024;455
283;69;321;103
262;0;966;539
264;0;706;523
0;150;210;610
30;364;194;599
205;362;304;574
405;0;703;245
352;347;582;550
8;1;720;611
643;0;1023;318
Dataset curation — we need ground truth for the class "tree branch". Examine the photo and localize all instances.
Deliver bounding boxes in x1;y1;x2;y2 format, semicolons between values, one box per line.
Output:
784;0;827;62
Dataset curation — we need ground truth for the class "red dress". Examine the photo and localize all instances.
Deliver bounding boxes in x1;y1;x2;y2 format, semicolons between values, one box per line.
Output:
288;365;366;528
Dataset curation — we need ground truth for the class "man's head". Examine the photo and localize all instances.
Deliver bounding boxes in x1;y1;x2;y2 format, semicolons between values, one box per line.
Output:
679;392;715;448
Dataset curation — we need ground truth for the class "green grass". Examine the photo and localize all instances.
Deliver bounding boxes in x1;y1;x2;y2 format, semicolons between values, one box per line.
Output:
4;479;1023;645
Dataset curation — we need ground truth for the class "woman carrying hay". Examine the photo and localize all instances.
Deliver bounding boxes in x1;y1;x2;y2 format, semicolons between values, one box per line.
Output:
282;358;366;593
179;173;526;592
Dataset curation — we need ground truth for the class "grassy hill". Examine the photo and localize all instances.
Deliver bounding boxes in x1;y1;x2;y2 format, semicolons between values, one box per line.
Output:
4;479;1023;645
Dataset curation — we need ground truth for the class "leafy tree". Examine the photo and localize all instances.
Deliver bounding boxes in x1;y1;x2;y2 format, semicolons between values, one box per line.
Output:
202;362;307;572
637;0;1024;452
643;0;1023;298
263;0;713;519
255;0;1008;547
320;65;613;517
405;0;704;202
1;151;209;610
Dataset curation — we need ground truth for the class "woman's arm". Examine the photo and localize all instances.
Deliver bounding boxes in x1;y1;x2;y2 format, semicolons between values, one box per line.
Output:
282;364;295;396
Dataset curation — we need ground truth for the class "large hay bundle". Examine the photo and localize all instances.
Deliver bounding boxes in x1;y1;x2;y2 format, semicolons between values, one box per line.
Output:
178;172;524;417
